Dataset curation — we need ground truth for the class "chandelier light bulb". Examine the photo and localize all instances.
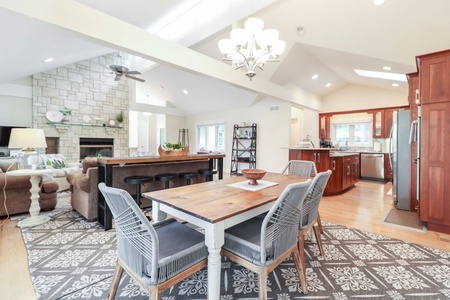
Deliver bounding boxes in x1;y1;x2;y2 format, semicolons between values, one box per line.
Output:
218;17;285;80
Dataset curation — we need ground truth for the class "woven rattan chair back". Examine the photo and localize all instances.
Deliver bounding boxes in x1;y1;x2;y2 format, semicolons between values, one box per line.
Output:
281;160;317;177
98;183;208;300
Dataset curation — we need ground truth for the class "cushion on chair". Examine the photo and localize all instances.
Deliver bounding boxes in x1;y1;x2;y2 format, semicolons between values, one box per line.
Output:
144;218;208;283
224;216;274;265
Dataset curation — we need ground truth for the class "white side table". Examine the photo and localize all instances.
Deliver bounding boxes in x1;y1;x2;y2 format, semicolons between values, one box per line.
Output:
7;169;55;227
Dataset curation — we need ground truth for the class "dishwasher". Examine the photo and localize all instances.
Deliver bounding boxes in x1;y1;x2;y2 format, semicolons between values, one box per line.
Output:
361;153;385;181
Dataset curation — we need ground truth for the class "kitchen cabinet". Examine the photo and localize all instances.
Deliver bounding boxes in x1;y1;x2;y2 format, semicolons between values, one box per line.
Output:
372;110;384;138
407;72;419;212
372;108;394;138
384;153;393;182
415;49;450;234
289;149;359;196
298;149;330;172
324;154;359;195
383;108;394;138
419;50;450;104
319;114;331;139
419;102;450;233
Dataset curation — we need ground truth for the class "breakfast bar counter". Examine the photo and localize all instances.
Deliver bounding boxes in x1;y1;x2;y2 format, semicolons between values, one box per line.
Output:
97;153;225;230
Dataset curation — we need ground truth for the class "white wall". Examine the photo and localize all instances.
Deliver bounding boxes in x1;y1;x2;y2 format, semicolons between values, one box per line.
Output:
321;84;408;113
185;97;293;174
0;79;33;127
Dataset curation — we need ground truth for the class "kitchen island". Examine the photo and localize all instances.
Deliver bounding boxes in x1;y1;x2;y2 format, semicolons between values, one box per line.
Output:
289;148;359;195
97;153;225;229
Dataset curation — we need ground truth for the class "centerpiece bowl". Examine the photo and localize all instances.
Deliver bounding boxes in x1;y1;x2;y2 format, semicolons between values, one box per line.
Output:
241;169;266;185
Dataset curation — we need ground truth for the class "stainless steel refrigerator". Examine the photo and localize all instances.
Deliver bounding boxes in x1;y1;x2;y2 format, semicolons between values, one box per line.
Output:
389;109;411;210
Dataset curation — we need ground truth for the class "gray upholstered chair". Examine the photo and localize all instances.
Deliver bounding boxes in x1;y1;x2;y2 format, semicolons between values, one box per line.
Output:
282;160;325;234
221;179;313;298
297;170;332;282
98;183;208;300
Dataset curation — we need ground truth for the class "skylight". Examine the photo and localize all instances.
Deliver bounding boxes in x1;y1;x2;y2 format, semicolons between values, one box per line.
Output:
354;69;407;82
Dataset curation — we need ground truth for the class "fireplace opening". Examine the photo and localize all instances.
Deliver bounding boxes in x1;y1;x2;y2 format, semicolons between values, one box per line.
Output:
79;138;114;160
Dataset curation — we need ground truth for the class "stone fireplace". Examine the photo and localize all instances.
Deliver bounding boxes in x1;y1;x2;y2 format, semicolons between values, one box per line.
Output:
79;137;114;160
32;53;130;162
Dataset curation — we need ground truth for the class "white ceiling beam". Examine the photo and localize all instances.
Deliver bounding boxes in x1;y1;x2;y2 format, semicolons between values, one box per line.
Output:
1;0;309;108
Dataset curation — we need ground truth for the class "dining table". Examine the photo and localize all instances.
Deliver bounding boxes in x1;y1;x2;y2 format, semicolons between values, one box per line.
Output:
142;172;308;300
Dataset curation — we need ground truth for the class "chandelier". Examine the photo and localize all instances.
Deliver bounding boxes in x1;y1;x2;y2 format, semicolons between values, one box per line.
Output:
218;17;286;80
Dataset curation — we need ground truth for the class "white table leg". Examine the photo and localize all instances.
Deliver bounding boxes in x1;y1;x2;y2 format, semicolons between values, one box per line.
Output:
17;175;50;228
151;202;167;222
204;222;224;300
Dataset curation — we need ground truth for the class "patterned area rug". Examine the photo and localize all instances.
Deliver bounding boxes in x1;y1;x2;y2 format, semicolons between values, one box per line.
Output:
21;209;450;299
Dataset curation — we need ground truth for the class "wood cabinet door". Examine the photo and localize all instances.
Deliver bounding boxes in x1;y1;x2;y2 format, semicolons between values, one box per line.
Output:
383;108;394;138
408;73;420;212
325;157;343;195
352;155;360;184
420;55;450;104
420;103;450;231
319;114;330;139
288;149;302;160
384;153;393;182
372;110;384;138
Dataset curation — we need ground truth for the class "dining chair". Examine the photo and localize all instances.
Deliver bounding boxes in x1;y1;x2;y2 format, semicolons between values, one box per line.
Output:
282;160;324;234
297;170;332;280
98;183;208;300
281;160;317;178
221;179;313;298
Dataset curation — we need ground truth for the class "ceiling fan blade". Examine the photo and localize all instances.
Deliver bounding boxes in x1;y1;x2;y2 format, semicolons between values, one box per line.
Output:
114;75;122;81
125;70;141;75
125;75;145;82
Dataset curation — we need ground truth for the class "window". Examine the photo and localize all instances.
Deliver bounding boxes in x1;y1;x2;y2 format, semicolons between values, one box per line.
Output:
196;121;225;152
333;122;372;147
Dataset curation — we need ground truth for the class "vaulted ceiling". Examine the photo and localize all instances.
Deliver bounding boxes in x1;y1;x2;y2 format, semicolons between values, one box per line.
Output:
1;0;450;115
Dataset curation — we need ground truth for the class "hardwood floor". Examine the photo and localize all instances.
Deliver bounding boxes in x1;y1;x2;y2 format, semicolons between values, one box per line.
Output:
1;179;450;300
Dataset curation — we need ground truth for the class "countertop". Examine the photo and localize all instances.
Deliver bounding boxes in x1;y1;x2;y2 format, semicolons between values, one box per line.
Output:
289;148;388;155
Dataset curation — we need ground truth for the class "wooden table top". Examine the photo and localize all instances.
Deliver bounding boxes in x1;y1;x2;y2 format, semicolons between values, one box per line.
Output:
143;172;308;223
96;153;225;165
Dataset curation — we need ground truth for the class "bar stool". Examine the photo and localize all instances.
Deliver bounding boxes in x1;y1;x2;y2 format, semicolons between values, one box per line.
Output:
154;173;177;189
178;172;198;185
198;169;217;182
124;175;153;207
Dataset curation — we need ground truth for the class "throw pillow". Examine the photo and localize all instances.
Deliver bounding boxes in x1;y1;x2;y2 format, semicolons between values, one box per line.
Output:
0;159;18;172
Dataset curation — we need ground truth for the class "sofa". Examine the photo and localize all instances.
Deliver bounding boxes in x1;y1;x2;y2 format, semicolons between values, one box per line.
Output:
0;158;59;217
66;157;99;221
40;154;81;192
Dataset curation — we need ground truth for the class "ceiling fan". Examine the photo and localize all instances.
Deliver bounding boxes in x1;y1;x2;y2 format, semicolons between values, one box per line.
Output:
109;64;145;83
109;52;145;83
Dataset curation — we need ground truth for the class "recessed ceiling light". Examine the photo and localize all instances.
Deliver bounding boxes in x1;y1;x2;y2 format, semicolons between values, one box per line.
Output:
43;57;54;63
312;74;318;80
326;83;332;88
383;66;391;71
354;69;407;82
183;89;189;95
392;83;399;87
373;0;385;6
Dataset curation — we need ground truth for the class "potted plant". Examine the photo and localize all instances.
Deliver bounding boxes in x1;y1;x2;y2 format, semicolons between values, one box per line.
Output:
60;107;72;123
158;141;189;156
116;111;124;127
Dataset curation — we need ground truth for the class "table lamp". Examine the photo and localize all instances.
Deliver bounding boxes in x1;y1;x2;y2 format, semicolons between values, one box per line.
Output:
8;128;47;169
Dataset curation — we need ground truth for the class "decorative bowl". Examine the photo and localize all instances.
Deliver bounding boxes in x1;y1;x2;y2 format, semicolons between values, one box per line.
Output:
241;169;266;185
